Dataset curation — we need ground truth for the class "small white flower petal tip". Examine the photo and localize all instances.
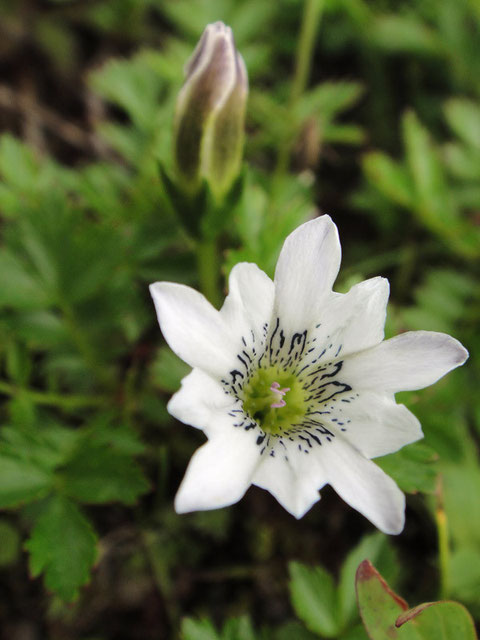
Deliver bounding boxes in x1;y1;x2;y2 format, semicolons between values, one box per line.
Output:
150;215;468;533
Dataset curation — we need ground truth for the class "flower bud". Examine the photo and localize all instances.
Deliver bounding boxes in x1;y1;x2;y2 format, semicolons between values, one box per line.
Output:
174;22;248;202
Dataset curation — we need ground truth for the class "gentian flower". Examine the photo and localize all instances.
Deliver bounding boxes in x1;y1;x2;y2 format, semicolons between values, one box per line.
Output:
150;216;468;534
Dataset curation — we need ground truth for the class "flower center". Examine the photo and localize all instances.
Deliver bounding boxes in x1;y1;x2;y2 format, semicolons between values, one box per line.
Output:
242;367;307;434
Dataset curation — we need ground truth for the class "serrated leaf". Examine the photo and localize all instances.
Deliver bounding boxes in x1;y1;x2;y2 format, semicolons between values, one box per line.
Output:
61;445;149;505
25;496;98;601
288;561;340;637
0;456;53;509
375;442;437;494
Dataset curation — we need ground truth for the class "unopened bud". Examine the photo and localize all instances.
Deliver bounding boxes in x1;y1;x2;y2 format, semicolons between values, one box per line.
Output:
174;22;248;202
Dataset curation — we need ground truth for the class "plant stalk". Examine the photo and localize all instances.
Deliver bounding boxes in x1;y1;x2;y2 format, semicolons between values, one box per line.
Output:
197;237;222;308
275;0;325;179
435;474;450;599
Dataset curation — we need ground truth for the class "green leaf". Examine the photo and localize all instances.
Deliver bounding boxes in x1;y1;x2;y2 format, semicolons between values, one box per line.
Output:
372;15;442;56
0;135;39;191
25;496;98;601
288;561;340;638
403;111;455;221
443;143;480;181
89;52;164;130
338;533;397;627
396;602;478;639
356;561;478;640
442;463;480;548
61;445;149;505
340;624;370;640
181;617;220;640
273;621;318;640
299;82;364;120
355;560;412;640
0;518;21;567
375;442;437;494
0;456;53;509
0;250;50;310
362;152;413;208
450;548;480;603
222;616;256;640
444;99;480;150
151;345;191;393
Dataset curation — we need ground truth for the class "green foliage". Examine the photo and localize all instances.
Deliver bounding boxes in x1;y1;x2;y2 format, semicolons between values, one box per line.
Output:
25;496;98;602
289;562;340;637
375;443;438;495
181;616;256;640
0;0;479;635
356;560;478;640
289;533;397;637
61;444;150;505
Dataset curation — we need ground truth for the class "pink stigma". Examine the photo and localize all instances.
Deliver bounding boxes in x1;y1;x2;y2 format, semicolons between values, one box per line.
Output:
270;381;290;408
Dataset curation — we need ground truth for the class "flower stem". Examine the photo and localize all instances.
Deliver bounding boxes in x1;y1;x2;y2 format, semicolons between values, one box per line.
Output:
275;0;325;179
197;237;221;308
435;474;450;599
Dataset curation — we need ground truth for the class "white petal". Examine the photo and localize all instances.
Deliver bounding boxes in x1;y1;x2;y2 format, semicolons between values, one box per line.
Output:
324;392;423;458
252;440;326;518
220;262;274;341
150;282;237;378
311;277;389;359
174;428;261;513
167;369;236;437
341;331;469;392
321;438;405;534
274;216;341;334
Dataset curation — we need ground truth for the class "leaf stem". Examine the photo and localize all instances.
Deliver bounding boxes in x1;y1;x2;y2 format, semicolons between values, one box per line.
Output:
275;0;325;179
197;237;221;308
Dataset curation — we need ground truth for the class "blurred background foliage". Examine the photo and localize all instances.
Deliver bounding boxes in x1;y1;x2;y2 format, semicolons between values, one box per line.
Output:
0;0;479;638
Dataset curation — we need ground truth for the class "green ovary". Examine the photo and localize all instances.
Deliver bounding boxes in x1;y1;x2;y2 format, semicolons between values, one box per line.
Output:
241;367;307;434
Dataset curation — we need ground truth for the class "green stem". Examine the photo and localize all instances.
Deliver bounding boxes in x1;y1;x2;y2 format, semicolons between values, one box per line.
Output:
197;237;221;308
436;474;450;599
275;0;325;179
0;380;106;410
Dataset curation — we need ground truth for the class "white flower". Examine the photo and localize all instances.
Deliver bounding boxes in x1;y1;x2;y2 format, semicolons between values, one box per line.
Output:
150;216;468;534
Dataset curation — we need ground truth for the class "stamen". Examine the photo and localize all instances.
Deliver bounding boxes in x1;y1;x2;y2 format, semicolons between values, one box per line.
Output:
270;381;291;408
